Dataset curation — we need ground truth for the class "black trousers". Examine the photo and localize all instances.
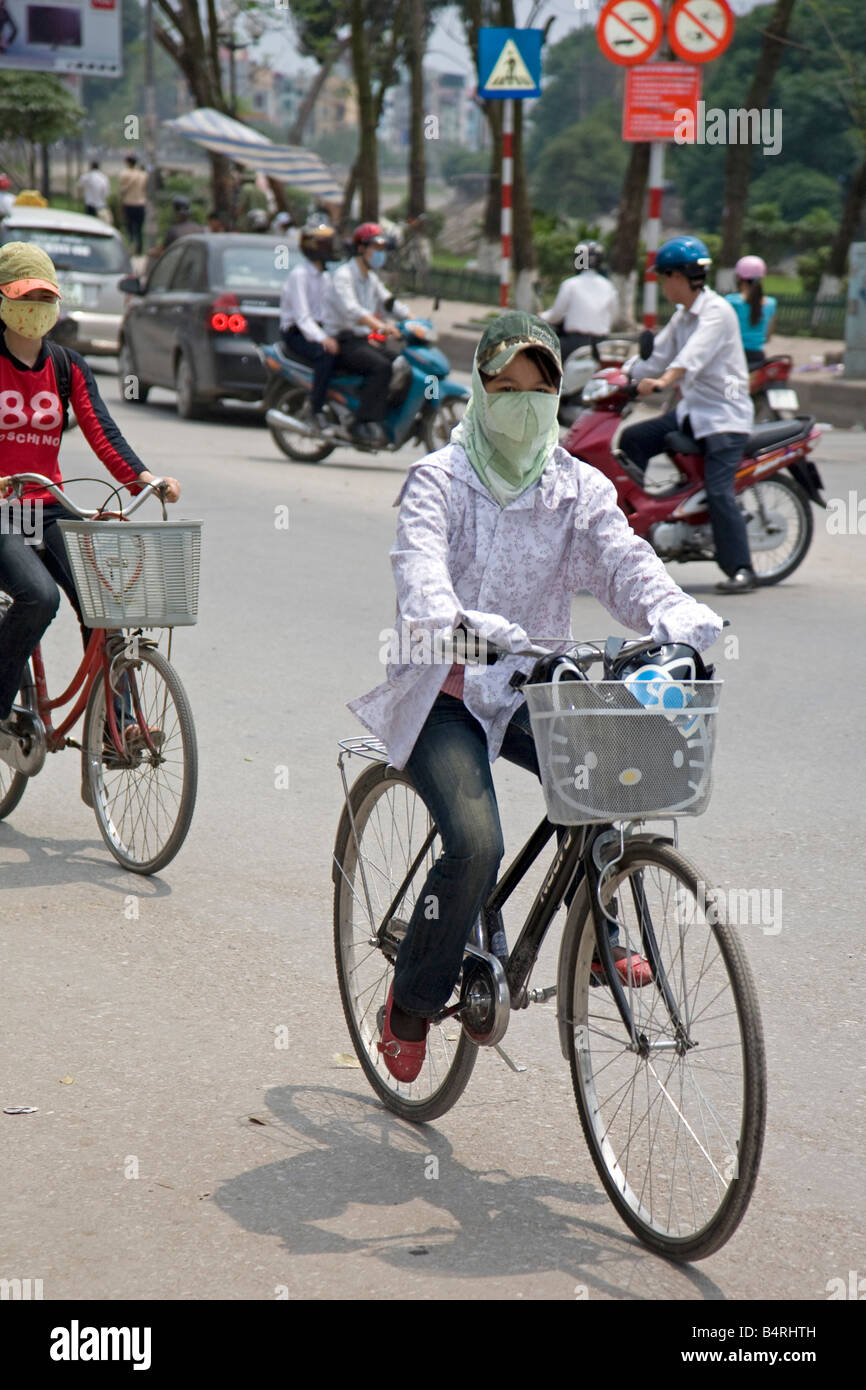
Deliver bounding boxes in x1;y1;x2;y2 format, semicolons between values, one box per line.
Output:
0;503;87;719
619;410;753;576
333;332;393;423
281;328;335;411
557;329;602;361
123;205;145;255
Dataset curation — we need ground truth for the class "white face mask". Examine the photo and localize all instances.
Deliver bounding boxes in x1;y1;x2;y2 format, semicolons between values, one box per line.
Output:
0;294;60;340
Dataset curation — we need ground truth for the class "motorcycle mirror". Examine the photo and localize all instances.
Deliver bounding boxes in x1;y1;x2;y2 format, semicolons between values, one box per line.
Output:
638;329;655;360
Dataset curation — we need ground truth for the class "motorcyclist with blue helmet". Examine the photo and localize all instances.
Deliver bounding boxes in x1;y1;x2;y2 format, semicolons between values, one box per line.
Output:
620;235;757;595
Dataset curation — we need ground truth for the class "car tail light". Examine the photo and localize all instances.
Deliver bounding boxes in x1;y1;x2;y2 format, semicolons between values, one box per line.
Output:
210;293;247;334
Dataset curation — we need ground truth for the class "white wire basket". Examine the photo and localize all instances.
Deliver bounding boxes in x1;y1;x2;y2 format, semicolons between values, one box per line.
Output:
523;679;722;824
58;519;202;628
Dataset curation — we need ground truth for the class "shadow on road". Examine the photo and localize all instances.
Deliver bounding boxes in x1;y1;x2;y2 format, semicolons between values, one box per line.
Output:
213;1084;725;1298
0;821;174;896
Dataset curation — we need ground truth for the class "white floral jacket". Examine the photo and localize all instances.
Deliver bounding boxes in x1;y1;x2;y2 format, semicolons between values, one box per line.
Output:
348;442;723;769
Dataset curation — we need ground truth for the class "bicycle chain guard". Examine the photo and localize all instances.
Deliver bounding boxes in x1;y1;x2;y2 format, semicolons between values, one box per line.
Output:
459;945;511;1047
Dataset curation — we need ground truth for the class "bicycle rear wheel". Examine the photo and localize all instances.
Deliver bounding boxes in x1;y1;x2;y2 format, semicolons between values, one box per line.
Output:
333;760;477;1123
561;838;766;1261
0;659;36;821
83;645;197;874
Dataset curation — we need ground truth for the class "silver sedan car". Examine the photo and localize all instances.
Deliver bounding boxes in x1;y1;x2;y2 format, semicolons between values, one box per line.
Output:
0;205;132;355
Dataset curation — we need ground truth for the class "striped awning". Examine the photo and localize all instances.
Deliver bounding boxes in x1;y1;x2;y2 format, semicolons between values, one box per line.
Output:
165;107;343;200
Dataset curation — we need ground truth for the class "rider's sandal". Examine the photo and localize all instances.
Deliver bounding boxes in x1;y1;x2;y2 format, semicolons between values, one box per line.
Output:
591;945;654;988
377;984;429;1083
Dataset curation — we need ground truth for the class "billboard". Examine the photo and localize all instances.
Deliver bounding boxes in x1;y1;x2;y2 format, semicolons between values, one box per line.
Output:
0;0;121;76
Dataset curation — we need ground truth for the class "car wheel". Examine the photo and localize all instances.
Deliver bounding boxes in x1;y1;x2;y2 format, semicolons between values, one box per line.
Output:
175;350;206;420
118;339;150;404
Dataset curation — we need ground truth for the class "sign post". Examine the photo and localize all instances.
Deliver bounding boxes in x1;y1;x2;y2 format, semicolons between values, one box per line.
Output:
598;0;733;327
478;28;542;310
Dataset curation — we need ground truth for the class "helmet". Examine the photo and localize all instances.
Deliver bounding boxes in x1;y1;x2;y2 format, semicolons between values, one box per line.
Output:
246;208;269;232
574;240;605;272
0;175;11;190
735;254;766;281
172;194;191;213
609;642;714;684
272;211;294;231
352;221;386;250
300;221;335;263
655;236;712;283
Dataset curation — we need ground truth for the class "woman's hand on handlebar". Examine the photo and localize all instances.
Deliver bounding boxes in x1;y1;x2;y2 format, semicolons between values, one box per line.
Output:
139;471;181;502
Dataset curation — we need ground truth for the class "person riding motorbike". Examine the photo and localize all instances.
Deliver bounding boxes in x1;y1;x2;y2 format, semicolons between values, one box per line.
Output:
347;310;724;1082
540;240;619;362
159;195;202;251
279;221;339;433
726;255;776;366
320;222;411;448
620;235;757;595
0;242;181;756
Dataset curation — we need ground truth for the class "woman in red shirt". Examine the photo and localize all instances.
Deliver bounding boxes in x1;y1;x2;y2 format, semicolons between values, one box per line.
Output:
0;241;180;730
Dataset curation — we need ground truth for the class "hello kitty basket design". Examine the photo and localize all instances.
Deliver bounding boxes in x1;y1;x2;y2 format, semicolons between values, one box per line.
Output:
523;679;722;824
58;519;202;628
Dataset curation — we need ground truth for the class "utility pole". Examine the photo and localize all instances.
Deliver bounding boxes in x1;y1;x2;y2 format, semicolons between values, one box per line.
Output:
144;0;158;253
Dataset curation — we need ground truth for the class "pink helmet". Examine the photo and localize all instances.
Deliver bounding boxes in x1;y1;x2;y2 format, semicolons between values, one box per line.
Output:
735;255;766;281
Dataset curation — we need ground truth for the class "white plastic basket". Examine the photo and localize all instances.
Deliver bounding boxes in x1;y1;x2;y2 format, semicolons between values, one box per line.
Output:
58;519;201;628
523;679;722;824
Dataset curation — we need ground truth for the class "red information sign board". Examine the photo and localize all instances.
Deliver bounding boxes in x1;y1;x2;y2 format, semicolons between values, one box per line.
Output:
622;62;702;142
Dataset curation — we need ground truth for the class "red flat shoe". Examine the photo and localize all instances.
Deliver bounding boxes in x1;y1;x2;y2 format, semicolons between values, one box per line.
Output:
377;984;429;1083
591;947;654;988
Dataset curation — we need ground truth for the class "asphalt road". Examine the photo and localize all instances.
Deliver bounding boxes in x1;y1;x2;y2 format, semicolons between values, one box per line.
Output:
1;370;864;1301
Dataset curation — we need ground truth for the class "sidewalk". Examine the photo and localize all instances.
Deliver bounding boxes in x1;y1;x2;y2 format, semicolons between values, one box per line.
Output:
403;295;866;429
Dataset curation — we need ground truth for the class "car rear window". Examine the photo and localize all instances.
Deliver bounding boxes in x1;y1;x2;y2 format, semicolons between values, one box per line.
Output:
0;227;130;273
218;244;302;290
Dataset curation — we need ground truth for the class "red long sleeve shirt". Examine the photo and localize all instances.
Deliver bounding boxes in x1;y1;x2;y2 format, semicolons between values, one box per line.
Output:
0;327;145;504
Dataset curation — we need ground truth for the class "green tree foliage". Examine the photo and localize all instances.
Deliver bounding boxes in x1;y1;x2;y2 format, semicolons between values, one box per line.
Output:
0;71;83;146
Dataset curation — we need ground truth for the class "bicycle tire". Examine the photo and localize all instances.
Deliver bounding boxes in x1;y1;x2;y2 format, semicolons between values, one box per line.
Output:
560;838;766;1261
333;760;477;1123
0;662;37;821
83;645;197;874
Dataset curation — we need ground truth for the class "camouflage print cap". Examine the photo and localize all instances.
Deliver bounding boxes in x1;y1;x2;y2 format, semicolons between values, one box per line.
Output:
475;310;562;380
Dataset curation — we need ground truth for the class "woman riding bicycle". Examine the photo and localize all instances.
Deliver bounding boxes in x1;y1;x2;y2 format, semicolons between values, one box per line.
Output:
0;242;181;738
348;311;725;1082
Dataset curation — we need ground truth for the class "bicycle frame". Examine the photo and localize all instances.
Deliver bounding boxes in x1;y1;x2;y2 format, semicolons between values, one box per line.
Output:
30;628;153;759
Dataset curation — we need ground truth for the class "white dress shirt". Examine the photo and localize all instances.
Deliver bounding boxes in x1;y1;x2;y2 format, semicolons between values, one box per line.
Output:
631;288;754;438
348;442;723;769
78;169;110;209
541;270;619;335
279;259;329;342
321;257;410;337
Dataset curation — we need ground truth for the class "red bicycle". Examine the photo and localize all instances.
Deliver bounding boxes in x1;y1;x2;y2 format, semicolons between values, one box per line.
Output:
0;473;199;874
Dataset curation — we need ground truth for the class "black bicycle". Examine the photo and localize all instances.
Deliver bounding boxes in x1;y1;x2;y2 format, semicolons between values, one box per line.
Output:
332;637;766;1261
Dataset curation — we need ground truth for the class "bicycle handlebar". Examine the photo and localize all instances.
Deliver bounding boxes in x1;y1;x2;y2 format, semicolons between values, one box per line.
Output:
2;474;166;520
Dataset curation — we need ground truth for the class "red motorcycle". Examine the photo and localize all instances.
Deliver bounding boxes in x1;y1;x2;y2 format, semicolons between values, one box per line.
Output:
562;365;825;584
748;354;800;420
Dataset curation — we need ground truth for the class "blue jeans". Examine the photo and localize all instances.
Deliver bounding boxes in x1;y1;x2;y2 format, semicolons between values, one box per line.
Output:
281;328;335;412
620;411;753;576
395;693;615;1018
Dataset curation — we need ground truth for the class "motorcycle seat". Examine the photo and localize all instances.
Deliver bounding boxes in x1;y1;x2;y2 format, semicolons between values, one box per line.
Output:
665;415;814;459
744;416;814;455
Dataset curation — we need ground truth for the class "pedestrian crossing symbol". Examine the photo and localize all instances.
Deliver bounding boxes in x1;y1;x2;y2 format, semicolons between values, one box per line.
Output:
478;27;542;100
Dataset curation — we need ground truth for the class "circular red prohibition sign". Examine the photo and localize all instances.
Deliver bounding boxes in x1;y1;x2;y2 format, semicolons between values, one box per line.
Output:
668;0;735;64
597;0;664;67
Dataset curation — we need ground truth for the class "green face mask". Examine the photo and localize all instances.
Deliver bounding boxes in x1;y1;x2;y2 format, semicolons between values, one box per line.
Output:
452;360;561;507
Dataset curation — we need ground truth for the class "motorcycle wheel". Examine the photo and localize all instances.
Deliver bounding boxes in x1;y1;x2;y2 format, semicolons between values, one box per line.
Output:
266;383;336;463
422;397;465;453
741;474;813;585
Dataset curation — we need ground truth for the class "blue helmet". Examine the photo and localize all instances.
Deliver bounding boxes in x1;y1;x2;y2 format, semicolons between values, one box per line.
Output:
655;236;712;282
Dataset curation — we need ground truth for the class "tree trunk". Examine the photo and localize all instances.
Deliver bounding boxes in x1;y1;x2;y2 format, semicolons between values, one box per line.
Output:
40;142;50;199
210;152;235;224
474;101;502;278
288;36;351;146
406;0;426;218
512;97;536;307
719;0;796;277
609;141;650;329
350;0;378;221
826;153;866;281
341;157;359;228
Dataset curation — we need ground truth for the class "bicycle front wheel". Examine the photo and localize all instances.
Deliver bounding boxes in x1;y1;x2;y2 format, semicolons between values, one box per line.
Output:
333;760;477;1123
83;645;197;874
562;839;766;1261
